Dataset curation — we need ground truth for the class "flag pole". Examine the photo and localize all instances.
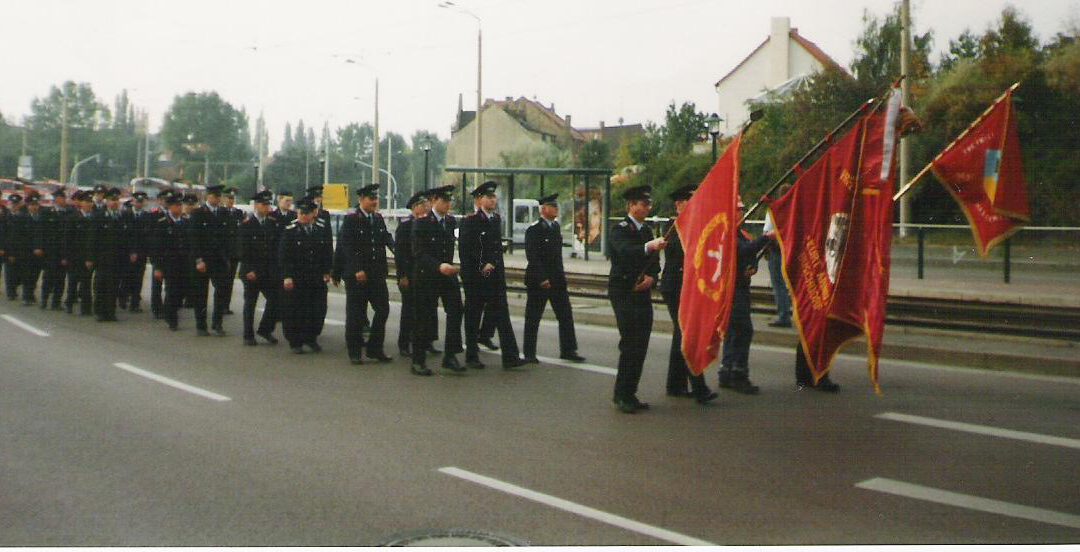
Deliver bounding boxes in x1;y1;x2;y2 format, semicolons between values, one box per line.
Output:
892;81;1021;202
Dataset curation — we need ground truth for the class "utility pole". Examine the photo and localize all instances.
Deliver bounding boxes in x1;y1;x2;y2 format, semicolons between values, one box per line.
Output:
60;87;70;183
323;123;330;185
387;137;393;208
257;112;266;191
143;114;151;179
372;78;380;186
899;0;912;238
475;26;482;172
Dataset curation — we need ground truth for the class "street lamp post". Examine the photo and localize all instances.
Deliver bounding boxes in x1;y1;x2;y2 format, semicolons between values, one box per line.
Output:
422;142;431;191
69;154;101;186
438;1;482;171
707;113;722;163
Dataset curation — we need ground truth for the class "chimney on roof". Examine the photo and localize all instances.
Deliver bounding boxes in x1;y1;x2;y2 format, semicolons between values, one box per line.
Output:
770;16;791;85
550;102;555;112
457;93;463;115
565;114;571;126
505;96;512;101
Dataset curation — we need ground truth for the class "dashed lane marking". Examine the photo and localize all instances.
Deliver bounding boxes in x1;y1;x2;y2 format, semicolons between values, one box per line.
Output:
1;314;50;337
439;466;716;545
876;412;1080;450
113;362;231;402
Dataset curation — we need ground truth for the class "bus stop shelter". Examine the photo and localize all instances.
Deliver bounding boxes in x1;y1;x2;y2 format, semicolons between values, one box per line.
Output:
442;166;613;260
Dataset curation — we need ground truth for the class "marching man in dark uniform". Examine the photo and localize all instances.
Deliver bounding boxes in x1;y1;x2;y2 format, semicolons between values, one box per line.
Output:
151;193;190;331
221;187;244;315
458;181;526;370
13;192;47;307
522;193;585;364
719;199;772;395
0;197;10;299
148;193;166;318
63;192;96;315
40;190;70;310
119;191;152;313
279;197;333;354
609;185;666;414
394;190;430;358
306;185;334;240
87;188;134;322
333;184;395;365
188;184;233;336
3;194;22;301
412;185;466;375
272;189;296;229
662;185;717;404
238;190;281;346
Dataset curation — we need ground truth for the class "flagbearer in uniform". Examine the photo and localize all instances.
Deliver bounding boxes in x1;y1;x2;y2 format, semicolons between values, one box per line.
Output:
459;180;527;370
239;191;281;346
719;199;772;394
522;193;584;364
395;190;430;358
279;197;333;354
662;185;717;404
609;185;666;414
334;184;395;365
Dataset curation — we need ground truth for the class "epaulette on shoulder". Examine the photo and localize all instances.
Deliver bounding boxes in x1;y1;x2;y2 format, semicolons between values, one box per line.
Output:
314;219;326;227
158;216;168;223
529;220;541;227
345;212;359;219
285;222;298;230
618;221;628;227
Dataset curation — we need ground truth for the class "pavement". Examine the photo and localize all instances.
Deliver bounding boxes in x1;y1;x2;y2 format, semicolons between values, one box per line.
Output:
1;281;1078;545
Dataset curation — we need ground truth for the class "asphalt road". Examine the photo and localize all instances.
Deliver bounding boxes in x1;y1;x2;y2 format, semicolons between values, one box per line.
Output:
1;283;1077;546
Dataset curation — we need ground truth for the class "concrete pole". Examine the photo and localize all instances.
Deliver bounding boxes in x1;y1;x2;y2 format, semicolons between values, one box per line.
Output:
323;123;330;186
143;115;151;179
475;27;482;171
387;136;394;209
372;78;380;186
898;0;912;238
60;87;70;183
257;112;266;191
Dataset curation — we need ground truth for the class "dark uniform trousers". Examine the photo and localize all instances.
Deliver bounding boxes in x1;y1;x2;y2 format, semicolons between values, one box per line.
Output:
66;264;93;314
242;274;279;339
150;270;163;315
334;211;394;358
460;212;520;364
3;256;18;300
344;279;389;356
40;209;68;308
89;212;131;321
523;219;577;358
660;231;708;396
279;221;332;348
720;228;768;383
409;214;463;365
239;215;281;340
191;261;230;330
608;217;659;403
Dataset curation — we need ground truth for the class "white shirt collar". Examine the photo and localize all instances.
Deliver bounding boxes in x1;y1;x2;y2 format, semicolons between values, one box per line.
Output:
628;215;645;230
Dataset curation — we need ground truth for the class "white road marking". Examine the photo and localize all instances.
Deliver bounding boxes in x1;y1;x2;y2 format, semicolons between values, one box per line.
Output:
875;412;1080;450
438;466;715;545
1;314;50;337
113;362;231;402
856;477;1080;529
478;349;616;376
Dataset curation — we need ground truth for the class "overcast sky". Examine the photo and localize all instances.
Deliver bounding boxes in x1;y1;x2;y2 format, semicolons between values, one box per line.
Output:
2;0;1076;151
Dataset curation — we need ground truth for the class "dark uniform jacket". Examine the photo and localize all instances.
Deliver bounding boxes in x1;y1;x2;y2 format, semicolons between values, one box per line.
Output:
735;228;768;287
272;208;297;230
11;210;49;259
394;216;416;280
86;210;134;271
151;213;190;270
62;210;96;264
332;209;394;282
660;228;684;295
607;216;659;294
225;206;245;261
238;213;281;279
187;204;233;268
278;219;333;283
458;210;505;287
415;212;459;280
524;218;566;289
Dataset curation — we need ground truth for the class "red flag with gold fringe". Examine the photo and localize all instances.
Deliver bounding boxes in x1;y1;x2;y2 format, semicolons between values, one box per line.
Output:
931;84;1029;257
769;87;905;391
676;134;742;376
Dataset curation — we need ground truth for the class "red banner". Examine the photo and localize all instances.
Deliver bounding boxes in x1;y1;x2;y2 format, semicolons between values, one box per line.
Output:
931;86;1029;257
770;90;904;391
676;134;742;376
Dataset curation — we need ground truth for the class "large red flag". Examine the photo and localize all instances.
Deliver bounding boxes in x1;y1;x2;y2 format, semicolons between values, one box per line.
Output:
770;89;905;391
676;134;742;376
931;84;1029;256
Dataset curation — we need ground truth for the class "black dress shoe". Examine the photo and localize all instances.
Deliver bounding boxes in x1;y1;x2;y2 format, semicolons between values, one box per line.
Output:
478;338;499;351
243;338;257;346
256;331;279;345
503;357;528;370
695;391;719;404
666;390;694;398
367;352;393;363
768;319;793;328
349;353;364;365
523;356;540;364
442;355;465;372
307;341;322;353
224;309;235;315
197;329;211;337
465;358;486;370
815;376;840;392
724;379;760;395
631;398;651;411
613;398;637;414
559;352;586;362
291;346;305;354
411;363;433;376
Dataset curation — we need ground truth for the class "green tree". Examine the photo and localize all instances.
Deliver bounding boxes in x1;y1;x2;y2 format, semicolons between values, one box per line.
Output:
579;139;613;169
660;101;706;156
161;92;253;170
850;6;933;89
